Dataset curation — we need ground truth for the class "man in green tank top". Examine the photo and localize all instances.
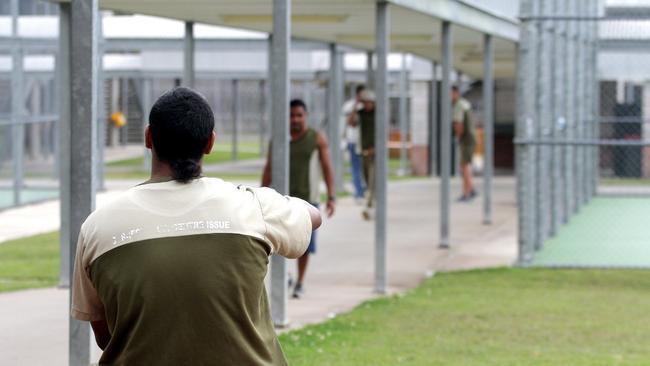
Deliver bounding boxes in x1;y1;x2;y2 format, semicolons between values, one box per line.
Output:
262;99;336;299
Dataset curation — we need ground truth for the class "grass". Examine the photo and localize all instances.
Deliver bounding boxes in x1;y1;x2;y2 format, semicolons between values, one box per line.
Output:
2;234;650;364
281;268;650;365
0;232;59;293
601;178;650;186
104;171;262;182
107;143;262;167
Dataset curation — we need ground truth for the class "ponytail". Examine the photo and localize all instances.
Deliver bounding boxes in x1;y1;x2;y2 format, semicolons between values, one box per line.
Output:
169;159;201;183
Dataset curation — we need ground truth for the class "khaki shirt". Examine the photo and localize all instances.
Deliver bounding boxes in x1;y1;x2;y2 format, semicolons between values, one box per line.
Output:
453;98;477;147
71;177;312;365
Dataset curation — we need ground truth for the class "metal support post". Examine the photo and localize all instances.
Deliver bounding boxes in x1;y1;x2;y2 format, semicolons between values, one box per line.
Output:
551;0;564;233
270;0;291;327
482;34;494;225
142;78;153;172
429;62;438;176
366;51;374;90
184;21;195;88
439;21;452;249
259;79;267;157
374;1;389;293
67;1;98;364
573;0;583;212
582;0;593;202
398;54;408;177
328;43;343;193
563;0;575;220
58;1;71;289
535;0;552;248
120;78;129;145
11;0;23;206
232;79;240;161
591;1;600;196
96;11;105;191
516;0;537;264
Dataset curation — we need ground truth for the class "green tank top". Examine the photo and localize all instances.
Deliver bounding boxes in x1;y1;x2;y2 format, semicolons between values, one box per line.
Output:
290;128;318;202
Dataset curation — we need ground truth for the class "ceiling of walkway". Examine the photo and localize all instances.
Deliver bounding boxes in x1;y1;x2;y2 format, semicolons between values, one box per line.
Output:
69;0;519;78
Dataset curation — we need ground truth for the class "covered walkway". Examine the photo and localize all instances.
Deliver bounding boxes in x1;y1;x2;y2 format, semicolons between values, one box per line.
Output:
44;0;519;363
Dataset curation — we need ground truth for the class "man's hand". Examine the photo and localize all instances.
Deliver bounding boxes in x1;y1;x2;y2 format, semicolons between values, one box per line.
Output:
363;148;375;157
326;199;335;218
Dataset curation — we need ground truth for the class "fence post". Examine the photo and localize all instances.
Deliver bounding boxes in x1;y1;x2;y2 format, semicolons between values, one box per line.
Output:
550;0;563;235
482;34;494;225
68;0;99;363
516;0;537;264
534;0;550;249
374;0;390;293
591;1;600;196
184;21;195;88
11;0;23;206
429;61;438;176
269;0;291;327
439;20;452;249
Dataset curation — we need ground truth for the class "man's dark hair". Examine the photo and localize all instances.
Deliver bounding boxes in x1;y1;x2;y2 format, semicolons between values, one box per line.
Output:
290;99;307;112
356;85;366;95
149;87;215;183
452;85;460;92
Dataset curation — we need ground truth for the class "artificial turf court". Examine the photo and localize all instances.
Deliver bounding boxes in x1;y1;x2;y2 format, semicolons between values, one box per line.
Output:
533;197;650;268
0;188;59;210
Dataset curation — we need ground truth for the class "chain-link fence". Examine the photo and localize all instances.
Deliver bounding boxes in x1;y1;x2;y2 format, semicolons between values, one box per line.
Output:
517;0;650;268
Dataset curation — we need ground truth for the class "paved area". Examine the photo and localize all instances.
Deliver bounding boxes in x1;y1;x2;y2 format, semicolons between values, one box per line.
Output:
0;177;517;365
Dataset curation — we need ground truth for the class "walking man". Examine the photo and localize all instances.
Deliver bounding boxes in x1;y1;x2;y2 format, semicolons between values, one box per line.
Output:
342;85;366;202
262;99;336;299
71;87;321;365
348;90;376;220
452;85;478;201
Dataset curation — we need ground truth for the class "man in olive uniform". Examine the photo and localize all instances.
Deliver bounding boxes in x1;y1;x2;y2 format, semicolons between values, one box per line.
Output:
347;90;376;220
71;87;322;365
262;99;336;299
452;85;477;201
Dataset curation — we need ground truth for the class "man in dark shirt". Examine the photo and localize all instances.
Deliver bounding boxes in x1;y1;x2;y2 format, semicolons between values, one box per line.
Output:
348;90;376;220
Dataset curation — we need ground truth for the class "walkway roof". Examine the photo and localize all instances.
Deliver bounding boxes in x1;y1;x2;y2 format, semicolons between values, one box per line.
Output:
54;0;519;78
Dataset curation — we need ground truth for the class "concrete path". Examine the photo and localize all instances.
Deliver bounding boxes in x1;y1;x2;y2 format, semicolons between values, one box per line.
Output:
0;177;517;365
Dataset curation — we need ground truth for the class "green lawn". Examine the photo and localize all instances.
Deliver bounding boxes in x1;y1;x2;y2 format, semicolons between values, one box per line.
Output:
0;232;59;292
107;143;262;167
104;171;263;182
601;178;650;186
281;268;650;365
2;233;650;364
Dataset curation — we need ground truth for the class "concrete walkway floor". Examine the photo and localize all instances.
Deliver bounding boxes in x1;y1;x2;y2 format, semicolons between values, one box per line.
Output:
0;177;517;365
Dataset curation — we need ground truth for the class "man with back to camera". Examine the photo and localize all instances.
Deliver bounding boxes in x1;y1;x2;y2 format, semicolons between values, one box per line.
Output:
262;99;336;299
71;87;322;365
452;85;478;201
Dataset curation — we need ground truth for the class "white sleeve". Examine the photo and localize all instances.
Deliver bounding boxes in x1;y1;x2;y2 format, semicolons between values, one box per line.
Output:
252;187;313;259
70;228;105;321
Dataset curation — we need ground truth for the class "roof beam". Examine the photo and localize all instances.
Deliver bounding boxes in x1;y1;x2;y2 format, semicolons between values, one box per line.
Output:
388;0;519;42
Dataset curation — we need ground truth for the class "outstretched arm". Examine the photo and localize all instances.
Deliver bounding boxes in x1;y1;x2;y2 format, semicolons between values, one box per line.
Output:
316;132;336;217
